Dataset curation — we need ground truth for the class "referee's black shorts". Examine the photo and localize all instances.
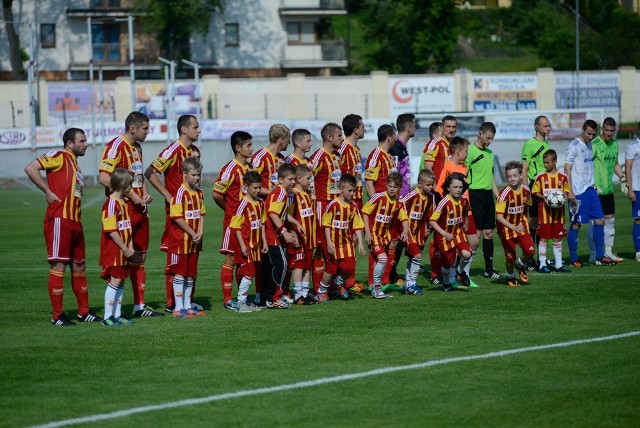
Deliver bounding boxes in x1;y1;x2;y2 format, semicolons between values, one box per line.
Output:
469;189;496;230
528;179;542;219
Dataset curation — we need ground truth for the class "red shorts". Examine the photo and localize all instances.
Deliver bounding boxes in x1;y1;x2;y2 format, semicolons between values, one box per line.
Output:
370;243;388;259
289;249;313;270
316;200;331;245
165;252;200;277
499;233;535;263
234;244;262;266
537;222;567;240
404;241;424;258
101;265;130;281
440;241;471;269
465;212;477;235
237;260;257;278
219;217;235;255
129;201;149;252
325;255;356;276
389;218;401;241
44;217;85;264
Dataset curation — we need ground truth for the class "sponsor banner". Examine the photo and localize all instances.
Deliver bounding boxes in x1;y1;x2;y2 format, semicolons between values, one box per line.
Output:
555;72;619;109
47;82;116;125
136;82;203;119
473;74;537;111
389;76;455;116
0;128;31;150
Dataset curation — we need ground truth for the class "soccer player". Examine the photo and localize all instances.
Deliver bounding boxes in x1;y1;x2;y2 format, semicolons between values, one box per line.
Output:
230;171;267;313
624;122;640;262
262;163;301;309
564;120;616;267
496;161;535;287
521;115;551;270
24;128;101;326
211;131;253;309
390;113;416;198
424;115;457;180
364;124;397;198
339;114;365;209
166;157;206;318
361;172;409;299
317;174;366;302
285;128;315;197
587;117;626;263
145;114;201;312
436;136;480;288
467;122;501;280
429;172;473;292
420;121;444;174
531;149;571;273
100;168;135;326
288;164;318;305
401;169;438;295
252;124;291;199
99;112;162;318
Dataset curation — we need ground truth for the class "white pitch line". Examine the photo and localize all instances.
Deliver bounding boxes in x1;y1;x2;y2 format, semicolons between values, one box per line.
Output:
33;331;640;428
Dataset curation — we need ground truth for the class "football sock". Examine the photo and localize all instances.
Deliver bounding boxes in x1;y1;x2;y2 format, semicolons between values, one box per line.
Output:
405;257;421;285
114;285;124;319
381;247;395;285
129;262;145;310
373;254;388;286
173;276;184;311
429;241;442;279
568;227;579;262
633;222;640;252
184;278;193;310
441;266;450;286
221;263;234;304
238;276;252;304
586;221;596;259
604;217;615;250
464;251;475;276
48;270;65;320
165;274;174;309
553;241;563;269
335;275;345;287
368;252;375;285
538;241;547;268
389;244;403;283
293;281;303;300
458;256;471;275
593;223;605;259
312;257;324;292
71;271;89;316
301;281;310;298
483;238;494;272
318;281;329;294
104;283;118;318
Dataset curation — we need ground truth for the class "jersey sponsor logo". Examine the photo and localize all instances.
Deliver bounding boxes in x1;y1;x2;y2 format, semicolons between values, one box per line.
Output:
100;159;114;170
131;161;144;188
270;172;278;185
300;207;314;218
74;172;85;198
250;219;262;230
409;211;423;220
117;219;132;230
375;213;391;223
185;210;201;219
332;220;349;229
446;216;463;225
330;169;342;180
508;206;525;214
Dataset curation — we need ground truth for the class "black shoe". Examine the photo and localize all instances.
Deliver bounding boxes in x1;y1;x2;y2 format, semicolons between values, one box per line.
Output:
430;276;443;285
457;270;471;287
443;284;455;292
483;269;502;279
52;314;76;326
133;306;164;317
78;311;103;323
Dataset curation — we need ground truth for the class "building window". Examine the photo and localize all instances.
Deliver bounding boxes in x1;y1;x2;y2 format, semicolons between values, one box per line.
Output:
40;24;56;48
225;23;239;46
287;22;316;44
92;24;121;62
91;0;121;7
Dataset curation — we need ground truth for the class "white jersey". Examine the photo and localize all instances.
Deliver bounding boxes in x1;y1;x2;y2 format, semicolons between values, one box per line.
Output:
625;137;640;192
565;137;594;195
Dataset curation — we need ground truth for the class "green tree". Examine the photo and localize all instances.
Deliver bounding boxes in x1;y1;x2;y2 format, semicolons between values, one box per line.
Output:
2;0;26;80
134;0;224;59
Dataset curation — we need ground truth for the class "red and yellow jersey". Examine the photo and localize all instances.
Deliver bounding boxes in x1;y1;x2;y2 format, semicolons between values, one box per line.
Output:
285;153;315;199
167;184;206;254
100;196;132;267
430;195;468;252
288;188;316;251
364;147;396;194
496;185;531;240
423;137;449;181
310;147;342;201
264;185;290;246
230;195;266;254
213;159;251;221
436;160;469;200
401;189;436;246
322;199;364;259
338;141;363;201
251;147;279;192
100;135;144;197
150;140;200;197
37;149;83;222
531;171;569;226
361;192;408;247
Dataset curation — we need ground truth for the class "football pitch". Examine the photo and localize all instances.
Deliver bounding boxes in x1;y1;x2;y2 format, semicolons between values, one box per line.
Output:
1;184;638;427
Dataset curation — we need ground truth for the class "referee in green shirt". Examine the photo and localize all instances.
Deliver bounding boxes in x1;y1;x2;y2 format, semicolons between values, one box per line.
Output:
466;122;501;279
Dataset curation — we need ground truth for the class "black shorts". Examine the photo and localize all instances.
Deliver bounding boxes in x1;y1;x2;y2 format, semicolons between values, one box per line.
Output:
598;193;615;216
528;179;541;219
469;189;496;230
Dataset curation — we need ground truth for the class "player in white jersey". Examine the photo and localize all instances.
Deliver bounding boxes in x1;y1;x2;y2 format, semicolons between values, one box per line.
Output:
624;122;640;261
564;120;615;267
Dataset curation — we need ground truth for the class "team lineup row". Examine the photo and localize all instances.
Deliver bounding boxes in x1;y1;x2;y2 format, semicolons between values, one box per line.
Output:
24;112;640;325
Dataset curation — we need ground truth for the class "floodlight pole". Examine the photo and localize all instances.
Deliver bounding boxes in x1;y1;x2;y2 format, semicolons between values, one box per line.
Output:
27;22;36;154
181;58;201;117
575;0;580;109
87;17;98;184
159;57;176;142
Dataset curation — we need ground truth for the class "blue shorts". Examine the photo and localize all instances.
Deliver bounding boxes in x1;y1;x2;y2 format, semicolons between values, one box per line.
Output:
632;191;640;219
572;187;604;224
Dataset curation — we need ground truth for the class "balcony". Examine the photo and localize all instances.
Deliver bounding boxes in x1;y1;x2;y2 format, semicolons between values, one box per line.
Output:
279;0;347;16
282;40;347;68
66;0;137;17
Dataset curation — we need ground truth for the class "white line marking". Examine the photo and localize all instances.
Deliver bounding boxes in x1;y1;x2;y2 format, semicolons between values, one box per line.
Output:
33;331;640;428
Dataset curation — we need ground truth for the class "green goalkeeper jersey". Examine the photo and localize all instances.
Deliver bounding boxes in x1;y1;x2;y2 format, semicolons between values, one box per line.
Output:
521;137;550;182
591;135;619;195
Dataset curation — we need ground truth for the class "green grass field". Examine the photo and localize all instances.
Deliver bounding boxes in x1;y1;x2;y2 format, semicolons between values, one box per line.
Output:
1;184;639;427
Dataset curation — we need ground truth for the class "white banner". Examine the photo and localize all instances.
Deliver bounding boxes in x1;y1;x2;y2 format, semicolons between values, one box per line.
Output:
389;76;455;117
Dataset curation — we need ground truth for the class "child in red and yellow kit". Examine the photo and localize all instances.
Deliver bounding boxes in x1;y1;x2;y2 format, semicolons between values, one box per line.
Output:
362;172;409;299
531;149;571;273
429;172;473;292
230;171;267;313
400;169;438;295
496;161;535;287
317;174;366;302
